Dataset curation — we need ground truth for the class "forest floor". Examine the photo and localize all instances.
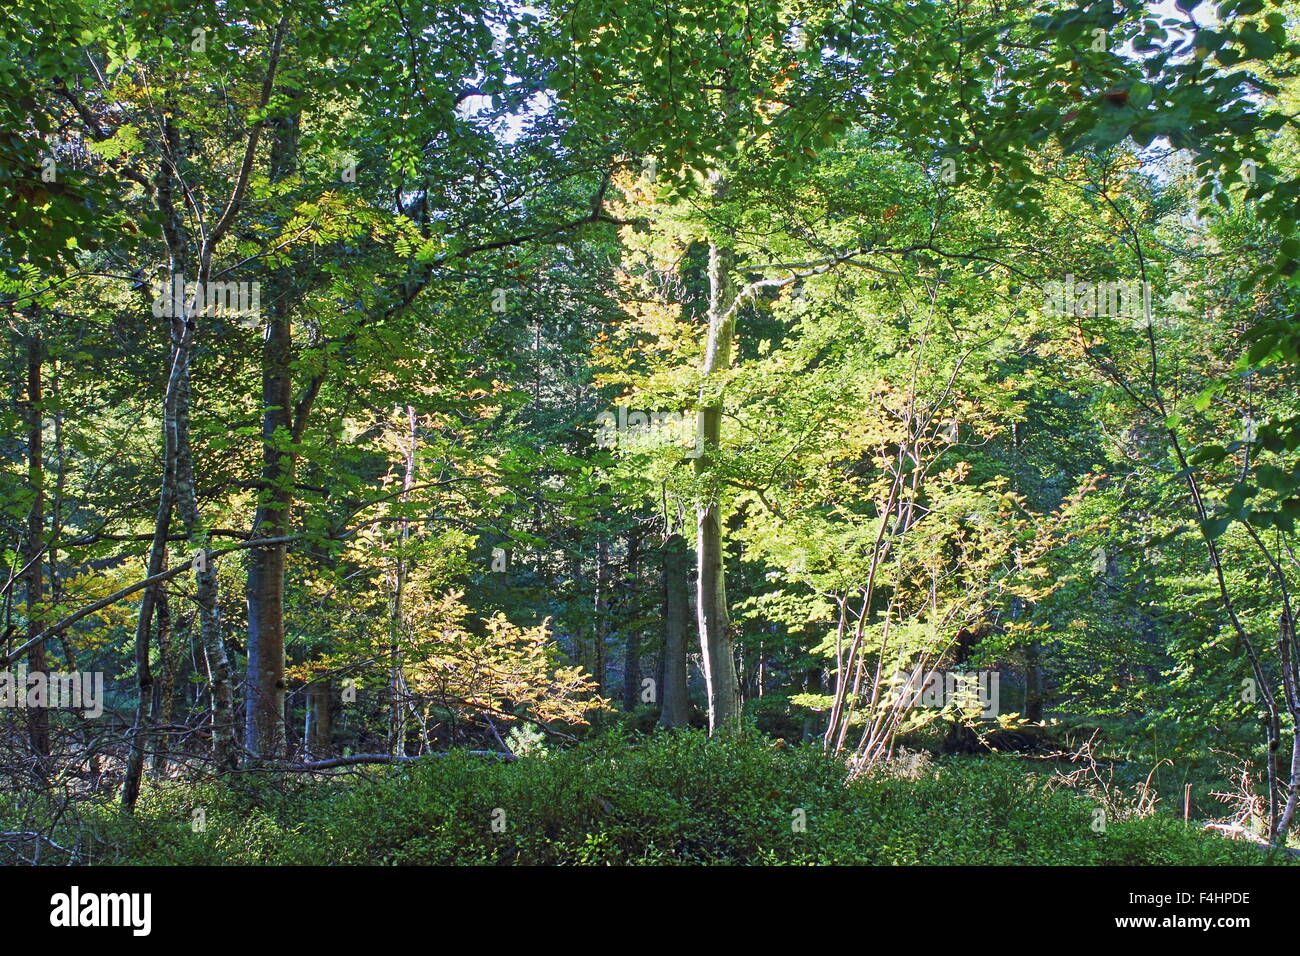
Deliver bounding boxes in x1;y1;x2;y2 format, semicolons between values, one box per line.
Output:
7;732;1293;866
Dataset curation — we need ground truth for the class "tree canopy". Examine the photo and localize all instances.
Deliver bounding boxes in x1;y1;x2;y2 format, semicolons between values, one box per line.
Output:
4;0;1300;869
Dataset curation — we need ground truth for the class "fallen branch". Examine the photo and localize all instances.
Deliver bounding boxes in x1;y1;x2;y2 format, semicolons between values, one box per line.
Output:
0;830;81;864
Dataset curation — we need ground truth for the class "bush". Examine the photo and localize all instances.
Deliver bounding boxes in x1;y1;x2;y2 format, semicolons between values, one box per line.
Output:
70;731;1290;865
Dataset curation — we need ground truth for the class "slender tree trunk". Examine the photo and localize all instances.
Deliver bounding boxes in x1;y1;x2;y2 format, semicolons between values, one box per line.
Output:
170;247;232;767
388;406;416;756
122;120;202;807
695;224;740;733
175;356;235;769
122;316;185;810
594;538;610;695
623;531;642;711
1166;427;1285;837
48;370;77;673
150;589;174;774
24;333;49;765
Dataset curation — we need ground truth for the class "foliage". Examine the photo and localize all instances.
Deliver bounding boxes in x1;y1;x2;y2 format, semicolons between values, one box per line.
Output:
40;732;1289;866
7;0;1300;862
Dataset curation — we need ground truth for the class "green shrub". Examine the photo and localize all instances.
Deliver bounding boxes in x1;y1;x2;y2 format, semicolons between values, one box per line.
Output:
68;731;1288;866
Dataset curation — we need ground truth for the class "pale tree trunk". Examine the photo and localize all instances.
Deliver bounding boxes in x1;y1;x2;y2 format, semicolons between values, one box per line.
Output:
658;532;692;728
388;406;416;756
150;589;174;774
695;225;741;733
123;123;198;808
48;374;71;674
175;355;236;769
24;332;50;766
122;311;185;810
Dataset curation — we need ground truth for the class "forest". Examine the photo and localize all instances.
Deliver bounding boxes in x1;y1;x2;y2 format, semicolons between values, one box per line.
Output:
3;0;1300;871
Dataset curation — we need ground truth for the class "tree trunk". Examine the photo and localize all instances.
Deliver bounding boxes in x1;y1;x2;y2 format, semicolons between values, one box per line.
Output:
175;354;236;769
622;531;642;711
244;303;293;761
594;538;610;695
1025;638;1044;722
694;226;740;733
150;589;174;774
24;333;49;765
122;314;185;810
658;533;692;728
244;105;300;762
150;106;238;771
305;679;332;759
388;405;416;756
